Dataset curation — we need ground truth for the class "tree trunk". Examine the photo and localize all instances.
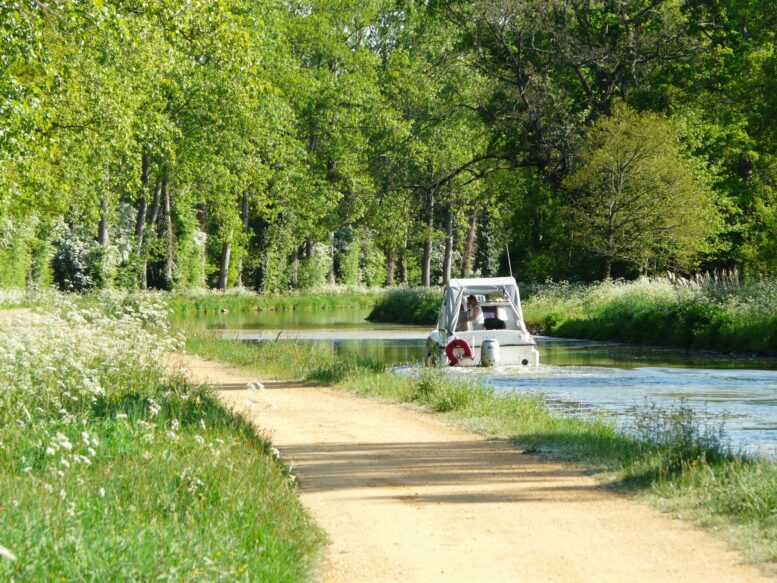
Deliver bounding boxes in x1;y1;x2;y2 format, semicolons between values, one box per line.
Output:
397;230;407;284
97;197;109;246
385;248;395;286
218;242;231;291
135;199;148;253
421;189;435;287
135;153;150;253
236;191;249;288
162;179;174;287
290;248;299;287
138;176;163;290
442;205;454;285
603;257;612;280
327;232;336;284
461;208;479;278
148;178;162;230
197;202;208;231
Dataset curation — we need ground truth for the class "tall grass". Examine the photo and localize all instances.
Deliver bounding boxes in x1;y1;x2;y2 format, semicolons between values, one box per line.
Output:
0;299;323;581
186;336;777;565
523;278;777;354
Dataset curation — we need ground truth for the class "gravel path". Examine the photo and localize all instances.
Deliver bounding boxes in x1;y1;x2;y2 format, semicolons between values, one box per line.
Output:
176;354;773;583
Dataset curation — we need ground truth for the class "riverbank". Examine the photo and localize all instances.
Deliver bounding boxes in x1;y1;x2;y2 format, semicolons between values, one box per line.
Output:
168;286;380;317
179;351;773;582
366;279;777;356
0;303;323;581
186;333;777;570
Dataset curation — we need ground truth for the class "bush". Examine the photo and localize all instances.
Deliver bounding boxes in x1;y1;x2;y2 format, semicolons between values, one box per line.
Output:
367;287;443;325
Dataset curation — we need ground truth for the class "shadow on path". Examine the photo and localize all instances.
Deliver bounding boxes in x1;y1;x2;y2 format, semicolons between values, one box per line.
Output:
280;440;605;504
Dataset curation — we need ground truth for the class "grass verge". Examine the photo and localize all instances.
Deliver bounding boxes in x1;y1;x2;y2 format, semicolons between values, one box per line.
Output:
0;300;323;581
186;333;777;568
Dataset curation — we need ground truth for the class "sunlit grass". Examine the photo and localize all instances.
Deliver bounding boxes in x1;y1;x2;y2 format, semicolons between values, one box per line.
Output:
522;278;777;354
0;301;323;581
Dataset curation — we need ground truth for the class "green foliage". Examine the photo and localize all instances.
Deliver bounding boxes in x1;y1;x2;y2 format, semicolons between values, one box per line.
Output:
298;244;332;289
563;105;720;277
1;0;776;292
367;286;443;325
168;287;380;318
337;232;361;286
523;278;777;355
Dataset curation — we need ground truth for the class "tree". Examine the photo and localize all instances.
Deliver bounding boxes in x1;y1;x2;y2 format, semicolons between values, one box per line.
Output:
563;105;720;278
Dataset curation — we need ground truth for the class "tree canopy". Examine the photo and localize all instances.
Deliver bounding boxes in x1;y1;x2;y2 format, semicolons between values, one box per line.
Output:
1;0;775;290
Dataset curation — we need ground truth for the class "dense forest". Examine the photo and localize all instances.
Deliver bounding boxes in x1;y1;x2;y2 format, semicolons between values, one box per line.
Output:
1;0;775;291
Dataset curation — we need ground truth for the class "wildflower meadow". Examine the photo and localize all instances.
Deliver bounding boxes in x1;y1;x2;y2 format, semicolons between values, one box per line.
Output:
0;296;322;581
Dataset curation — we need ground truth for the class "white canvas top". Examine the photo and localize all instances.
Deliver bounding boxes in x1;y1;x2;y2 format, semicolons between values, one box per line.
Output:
440;277;527;334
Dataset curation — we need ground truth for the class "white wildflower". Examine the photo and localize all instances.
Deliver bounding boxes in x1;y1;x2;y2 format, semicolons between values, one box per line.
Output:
270;447;280;460
194;435;205;445
0;544;17;562
147;398;161;418
99;487;105;498
60;458;70;468
45;446;56;456
116;413;128;420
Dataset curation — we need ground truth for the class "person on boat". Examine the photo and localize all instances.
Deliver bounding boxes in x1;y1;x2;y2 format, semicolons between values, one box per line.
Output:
464;295;484;330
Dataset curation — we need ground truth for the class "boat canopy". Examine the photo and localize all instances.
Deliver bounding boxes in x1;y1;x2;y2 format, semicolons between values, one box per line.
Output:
439;277;527;335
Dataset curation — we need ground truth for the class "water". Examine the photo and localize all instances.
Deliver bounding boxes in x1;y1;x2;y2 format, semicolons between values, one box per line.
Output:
179;308;777;456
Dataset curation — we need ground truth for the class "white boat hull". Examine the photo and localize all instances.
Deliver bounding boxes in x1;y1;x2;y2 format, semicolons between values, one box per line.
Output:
426;330;540;368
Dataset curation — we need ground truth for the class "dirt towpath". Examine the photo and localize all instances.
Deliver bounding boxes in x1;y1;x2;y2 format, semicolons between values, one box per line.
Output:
175;354;772;583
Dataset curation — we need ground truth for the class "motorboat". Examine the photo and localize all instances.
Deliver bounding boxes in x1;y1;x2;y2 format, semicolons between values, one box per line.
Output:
425;277;539;367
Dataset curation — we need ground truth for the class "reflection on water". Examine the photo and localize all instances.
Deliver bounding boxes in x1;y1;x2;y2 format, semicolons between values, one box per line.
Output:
178;308;777;456
172;308;393;331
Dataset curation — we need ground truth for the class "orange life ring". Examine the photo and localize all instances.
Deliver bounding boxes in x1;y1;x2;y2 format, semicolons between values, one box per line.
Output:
446;338;473;366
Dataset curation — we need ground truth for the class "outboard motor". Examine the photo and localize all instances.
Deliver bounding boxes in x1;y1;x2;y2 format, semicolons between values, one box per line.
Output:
480;339;500;367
